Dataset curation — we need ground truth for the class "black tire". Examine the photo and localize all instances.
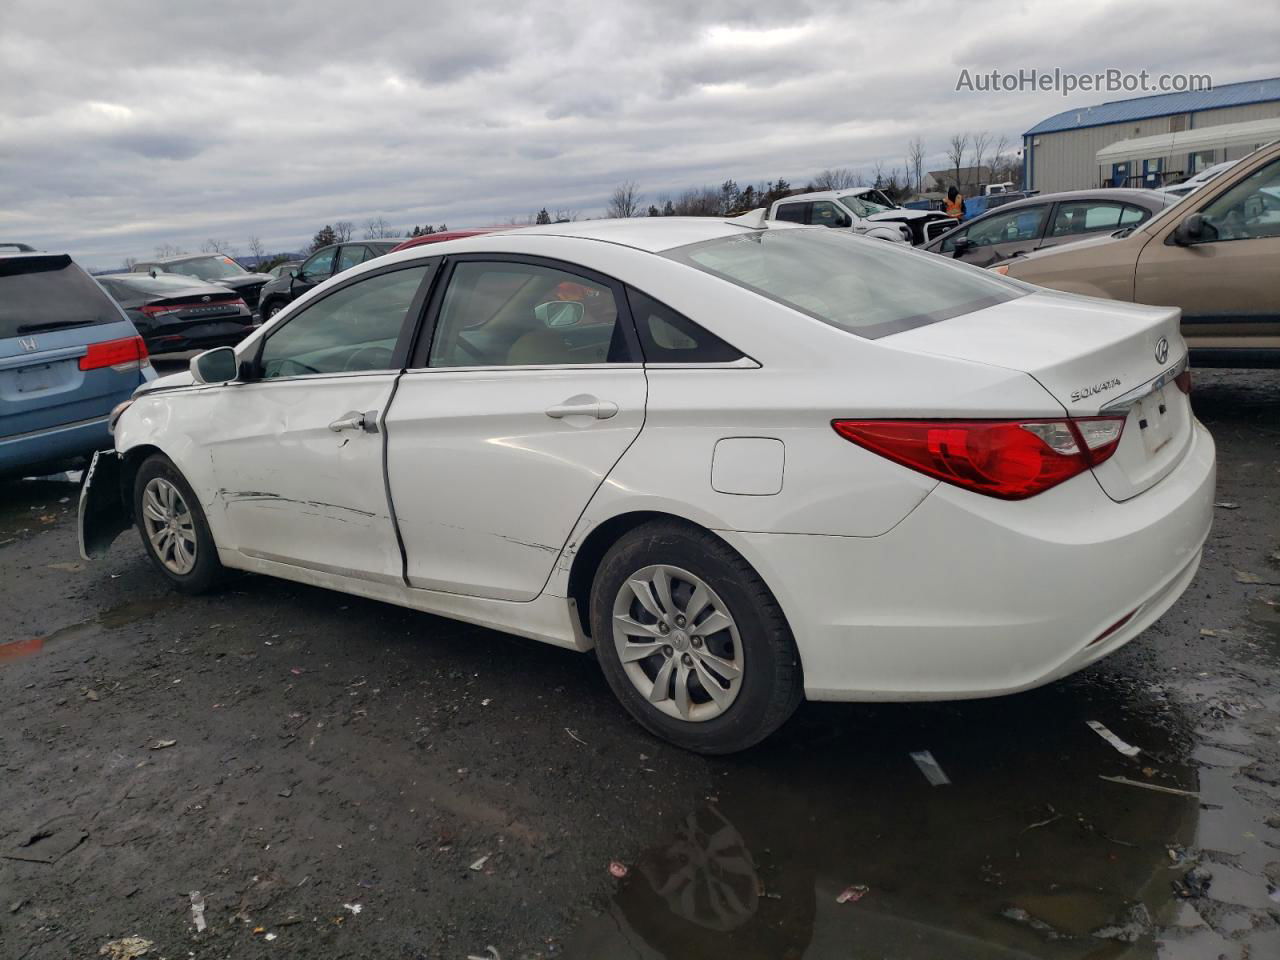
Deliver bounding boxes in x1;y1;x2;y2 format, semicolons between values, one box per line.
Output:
261;298;285;322
133;454;224;594
589;520;803;754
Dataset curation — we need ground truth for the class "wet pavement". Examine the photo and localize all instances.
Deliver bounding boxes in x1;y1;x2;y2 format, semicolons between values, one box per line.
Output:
1;369;1278;959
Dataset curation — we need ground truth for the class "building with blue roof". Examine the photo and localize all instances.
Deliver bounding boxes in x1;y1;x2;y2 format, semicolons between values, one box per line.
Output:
1022;77;1280;192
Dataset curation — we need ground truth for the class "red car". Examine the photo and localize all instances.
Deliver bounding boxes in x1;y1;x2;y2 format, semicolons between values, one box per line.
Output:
390;229;508;253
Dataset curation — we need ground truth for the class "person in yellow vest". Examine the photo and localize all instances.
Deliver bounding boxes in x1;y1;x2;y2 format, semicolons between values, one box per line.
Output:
944;185;966;220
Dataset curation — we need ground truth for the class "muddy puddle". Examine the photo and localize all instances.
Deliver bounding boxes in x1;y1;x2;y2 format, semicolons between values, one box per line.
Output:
0;596;173;664
562;670;1277;959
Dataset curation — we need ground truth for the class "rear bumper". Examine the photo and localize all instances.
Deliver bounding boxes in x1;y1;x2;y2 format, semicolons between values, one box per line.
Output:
725;420;1216;701
0;414;112;475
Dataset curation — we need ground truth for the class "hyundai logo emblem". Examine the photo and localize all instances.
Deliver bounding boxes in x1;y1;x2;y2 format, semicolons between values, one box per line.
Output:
201;295;211;302
1154;337;1169;365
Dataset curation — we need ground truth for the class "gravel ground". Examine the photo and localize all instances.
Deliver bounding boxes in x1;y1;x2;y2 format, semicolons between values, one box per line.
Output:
1;369;1277;960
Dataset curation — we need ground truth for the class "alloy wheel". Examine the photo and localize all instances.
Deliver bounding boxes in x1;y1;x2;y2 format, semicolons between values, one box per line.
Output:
611;564;744;722
141;477;197;575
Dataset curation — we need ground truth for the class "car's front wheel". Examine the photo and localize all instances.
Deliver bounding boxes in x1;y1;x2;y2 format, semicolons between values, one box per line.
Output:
261;299;286;322
133;454;224;594
590;520;803;753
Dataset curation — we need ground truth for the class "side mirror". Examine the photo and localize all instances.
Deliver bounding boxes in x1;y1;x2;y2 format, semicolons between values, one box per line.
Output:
289;268;300;279
1172;212;1214;245
534;300;585;328
190;346;238;384
952;236;972;256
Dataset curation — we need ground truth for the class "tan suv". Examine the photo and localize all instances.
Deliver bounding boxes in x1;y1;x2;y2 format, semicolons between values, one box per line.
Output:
998;141;1280;368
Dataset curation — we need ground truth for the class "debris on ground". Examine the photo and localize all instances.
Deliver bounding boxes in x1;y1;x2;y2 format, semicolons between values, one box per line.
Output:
909;750;951;786
1087;720;1142;757
836;884;869;903
469;855;490;871
1099;775;1198;798
465;948;501;960
564;728;587;745
1199;628;1218;637
1172;865;1213;899
149;739;176;751
84;688;100;701
342;902;363;915
1091;902;1153;942
98;937;153;959
1001;907;1064;939
608;860;628;879
189;891;206;932
1213;501;1240;510
1235;569;1280;585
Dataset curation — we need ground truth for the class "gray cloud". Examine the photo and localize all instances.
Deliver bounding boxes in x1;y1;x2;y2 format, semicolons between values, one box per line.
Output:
0;0;1271;269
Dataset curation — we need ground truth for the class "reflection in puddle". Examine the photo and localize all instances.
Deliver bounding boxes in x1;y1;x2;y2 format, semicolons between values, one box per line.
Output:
0;596;172;665
565;679;1202;958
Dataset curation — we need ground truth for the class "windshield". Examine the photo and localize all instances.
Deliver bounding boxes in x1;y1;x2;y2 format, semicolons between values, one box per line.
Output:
839;192;894;217
666;227;1027;339
164;255;248;281
0;255;121;337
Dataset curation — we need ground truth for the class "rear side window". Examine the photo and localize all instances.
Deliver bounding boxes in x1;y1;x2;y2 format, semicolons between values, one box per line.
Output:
626;289;743;363
773;203;808;223
0;255;121;339
666;228;1026;339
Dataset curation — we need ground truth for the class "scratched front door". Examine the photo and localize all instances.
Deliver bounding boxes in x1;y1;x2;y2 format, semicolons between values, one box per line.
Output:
205;373;403;584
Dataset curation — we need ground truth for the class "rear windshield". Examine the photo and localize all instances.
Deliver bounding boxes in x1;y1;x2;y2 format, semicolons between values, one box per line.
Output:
0;255;121;338
162;256;247;281
665;227;1027;339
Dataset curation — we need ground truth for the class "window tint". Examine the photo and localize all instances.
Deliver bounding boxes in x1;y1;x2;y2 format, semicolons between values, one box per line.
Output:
967;205;1048;246
1198;157;1280;241
1119;204;1147;225
666;228;1026;340
773;203;808;224
428;261;628;368
299;248;336;282
626;289;743;363
258;265;431;379
0;255;121;338
336;245;369;273
809;201;852;228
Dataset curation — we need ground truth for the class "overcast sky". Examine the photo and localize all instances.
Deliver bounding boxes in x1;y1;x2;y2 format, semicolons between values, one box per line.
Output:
1;0;1275;269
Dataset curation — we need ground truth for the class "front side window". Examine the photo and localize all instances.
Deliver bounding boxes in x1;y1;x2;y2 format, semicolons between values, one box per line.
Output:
666;228;1026;339
626;288;743;363
1197;157;1280;241
299;248;337;282
258;265;431;378
967;205;1048;246
809;201;852;228
428;261;628;368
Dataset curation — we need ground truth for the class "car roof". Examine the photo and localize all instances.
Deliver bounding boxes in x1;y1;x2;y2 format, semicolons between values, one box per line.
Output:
511;216;803;253
975;188;1168;212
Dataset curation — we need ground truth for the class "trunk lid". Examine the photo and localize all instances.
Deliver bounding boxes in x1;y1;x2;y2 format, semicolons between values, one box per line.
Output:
887;290;1192;501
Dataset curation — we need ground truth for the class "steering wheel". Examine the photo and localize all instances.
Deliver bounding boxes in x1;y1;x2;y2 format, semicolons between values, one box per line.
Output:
342;345;394;372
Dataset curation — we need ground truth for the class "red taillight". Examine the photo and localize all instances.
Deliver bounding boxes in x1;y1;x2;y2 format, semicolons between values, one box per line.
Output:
832;416;1126;500
141;303;180;317
1174;368;1191;395
80;336;149;372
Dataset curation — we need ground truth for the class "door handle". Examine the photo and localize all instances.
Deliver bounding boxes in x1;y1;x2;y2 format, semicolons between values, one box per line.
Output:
545;397;618;420
328;410;379;433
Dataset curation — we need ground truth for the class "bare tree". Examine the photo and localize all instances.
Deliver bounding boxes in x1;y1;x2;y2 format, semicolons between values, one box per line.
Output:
607;181;642;219
246;235;266;264
154;243;187;258
122;256;139;271
946;133;969;191
552;208;579;222
333;220;354;243
364;216;392;240
969;130;993;189
811;167;859;191
906;137;926;196
990;134;1017;185
202;238;235;255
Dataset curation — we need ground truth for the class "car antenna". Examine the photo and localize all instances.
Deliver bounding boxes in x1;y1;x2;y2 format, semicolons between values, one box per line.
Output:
724;208;768;230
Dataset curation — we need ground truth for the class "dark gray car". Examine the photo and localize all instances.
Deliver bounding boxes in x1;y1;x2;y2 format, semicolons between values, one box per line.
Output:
924;189;1177;267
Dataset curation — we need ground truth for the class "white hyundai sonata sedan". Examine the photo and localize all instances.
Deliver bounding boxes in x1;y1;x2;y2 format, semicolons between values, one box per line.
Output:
79;216;1215;753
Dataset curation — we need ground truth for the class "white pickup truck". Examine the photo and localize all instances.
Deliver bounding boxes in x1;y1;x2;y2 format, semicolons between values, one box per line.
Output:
767;188;954;245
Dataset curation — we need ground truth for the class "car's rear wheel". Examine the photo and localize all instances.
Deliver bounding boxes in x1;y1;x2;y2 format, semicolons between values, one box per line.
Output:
590;520;803;754
261;299;285;322
133;454;223;594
